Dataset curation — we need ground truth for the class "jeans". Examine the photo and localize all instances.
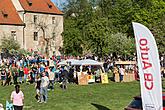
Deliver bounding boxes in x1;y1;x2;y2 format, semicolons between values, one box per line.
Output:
19;77;23;83
62;79;67;90
24;74;28;82
120;75;124;82
40;87;48;102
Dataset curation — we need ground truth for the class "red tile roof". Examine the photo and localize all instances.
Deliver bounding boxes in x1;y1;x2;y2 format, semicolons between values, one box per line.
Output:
0;0;24;25
19;0;63;15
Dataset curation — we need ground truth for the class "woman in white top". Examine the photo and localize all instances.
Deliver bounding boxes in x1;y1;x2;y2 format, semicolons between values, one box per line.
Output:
11;85;24;110
119;66;125;82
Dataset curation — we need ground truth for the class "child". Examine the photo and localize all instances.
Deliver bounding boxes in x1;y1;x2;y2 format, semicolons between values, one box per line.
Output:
35;75;41;102
1;68;6;86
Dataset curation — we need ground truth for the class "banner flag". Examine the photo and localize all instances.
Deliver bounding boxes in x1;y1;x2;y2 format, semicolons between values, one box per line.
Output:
132;22;162;110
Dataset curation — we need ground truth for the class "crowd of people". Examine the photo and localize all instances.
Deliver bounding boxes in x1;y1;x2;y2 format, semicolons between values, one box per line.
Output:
0;52;165;110
0;54;74;86
0;54;74;109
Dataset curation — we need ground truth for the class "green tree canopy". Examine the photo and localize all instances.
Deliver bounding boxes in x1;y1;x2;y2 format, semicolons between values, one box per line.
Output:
62;0;165;57
0;37;20;51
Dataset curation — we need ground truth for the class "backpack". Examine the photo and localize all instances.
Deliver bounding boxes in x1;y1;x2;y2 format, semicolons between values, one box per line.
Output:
6;101;13;110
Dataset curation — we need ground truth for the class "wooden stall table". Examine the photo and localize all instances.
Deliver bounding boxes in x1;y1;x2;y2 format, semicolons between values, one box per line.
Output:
77;72;88;85
123;73;135;82
113;66;120;82
115;61;136;82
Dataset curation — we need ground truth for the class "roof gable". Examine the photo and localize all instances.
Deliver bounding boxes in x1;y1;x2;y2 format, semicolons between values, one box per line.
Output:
0;0;24;25
19;0;63;15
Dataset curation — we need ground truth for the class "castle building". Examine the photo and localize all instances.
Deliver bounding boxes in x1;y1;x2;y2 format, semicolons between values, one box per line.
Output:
0;0;63;56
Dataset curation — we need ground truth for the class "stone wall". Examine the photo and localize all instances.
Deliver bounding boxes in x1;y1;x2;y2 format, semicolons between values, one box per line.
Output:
22;12;63;56
0;25;24;48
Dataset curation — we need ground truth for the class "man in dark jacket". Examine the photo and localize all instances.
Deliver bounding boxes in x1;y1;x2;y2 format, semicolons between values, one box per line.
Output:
61;68;68;90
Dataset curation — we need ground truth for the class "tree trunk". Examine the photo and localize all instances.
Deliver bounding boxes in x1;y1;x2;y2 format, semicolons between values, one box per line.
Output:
45;40;49;57
41;27;49;57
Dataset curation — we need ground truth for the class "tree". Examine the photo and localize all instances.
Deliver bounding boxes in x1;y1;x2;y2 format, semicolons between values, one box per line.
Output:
108;33;135;58
0;37;20;50
62;19;83;56
63;0;165;58
97;0;165;54
32;16;61;56
84;18;110;57
63;0;94;56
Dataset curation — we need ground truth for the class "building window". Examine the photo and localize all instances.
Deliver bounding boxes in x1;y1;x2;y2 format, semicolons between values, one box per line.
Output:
34;15;37;23
27;0;32;6
48;4;52;8
2;10;8;18
11;31;16;40
52;17;55;24
34;32;38;41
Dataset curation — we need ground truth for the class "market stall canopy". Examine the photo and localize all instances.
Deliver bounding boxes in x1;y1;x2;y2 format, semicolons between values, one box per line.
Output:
72;59;103;66
58;60;67;65
58;59;79;65
115;61;136;65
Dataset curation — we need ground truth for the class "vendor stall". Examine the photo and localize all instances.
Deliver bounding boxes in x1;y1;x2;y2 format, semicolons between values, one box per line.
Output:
58;59;79;66
72;59;108;85
114;61;137;82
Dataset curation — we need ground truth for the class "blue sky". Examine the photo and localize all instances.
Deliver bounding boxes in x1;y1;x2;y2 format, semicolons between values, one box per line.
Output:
51;0;67;10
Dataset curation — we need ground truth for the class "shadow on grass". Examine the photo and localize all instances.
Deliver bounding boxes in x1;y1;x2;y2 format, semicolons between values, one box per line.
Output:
91;103;111;110
109;76;114;81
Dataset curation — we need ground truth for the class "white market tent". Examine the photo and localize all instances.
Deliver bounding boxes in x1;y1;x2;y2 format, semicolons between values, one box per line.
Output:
71;59;103;66
58;59;79;65
58;60;67;65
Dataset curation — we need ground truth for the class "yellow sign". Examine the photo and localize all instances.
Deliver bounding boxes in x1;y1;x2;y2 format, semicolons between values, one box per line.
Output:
101;73;109;84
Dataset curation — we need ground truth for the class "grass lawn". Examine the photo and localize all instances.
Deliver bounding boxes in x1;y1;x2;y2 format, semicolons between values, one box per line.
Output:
0;81;140;110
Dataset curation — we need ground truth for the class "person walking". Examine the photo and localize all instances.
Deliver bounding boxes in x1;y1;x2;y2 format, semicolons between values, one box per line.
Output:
1;68;6;86
4;70;11;86
40;72;49;103
35;74;41;102
119;66;125;82
61;67;68;90
10;85;24;110
23;66;29;83
18;67;24;84
12;66;18;85
48;68;55;91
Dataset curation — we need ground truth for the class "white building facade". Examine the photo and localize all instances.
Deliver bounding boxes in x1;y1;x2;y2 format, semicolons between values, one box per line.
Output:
0;0;63;56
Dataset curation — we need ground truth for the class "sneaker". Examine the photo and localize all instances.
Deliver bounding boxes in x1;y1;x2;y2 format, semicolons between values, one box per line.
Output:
44;101;47;103
39;101;43;103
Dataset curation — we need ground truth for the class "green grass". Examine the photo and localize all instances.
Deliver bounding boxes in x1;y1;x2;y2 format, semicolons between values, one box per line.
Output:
0;81;140;110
